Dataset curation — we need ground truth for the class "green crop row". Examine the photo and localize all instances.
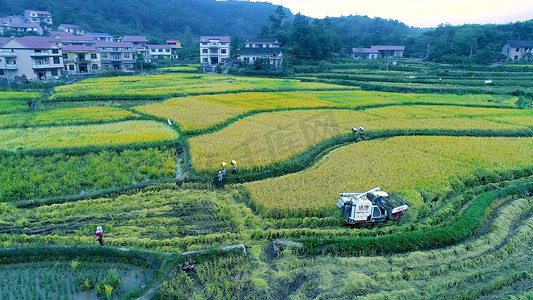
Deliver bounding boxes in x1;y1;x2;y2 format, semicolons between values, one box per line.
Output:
0;107;139;128
0;148;176;202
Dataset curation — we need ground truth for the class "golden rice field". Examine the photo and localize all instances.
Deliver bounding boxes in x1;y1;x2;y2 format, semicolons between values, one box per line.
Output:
0;120;178;151
50;74;354;100
0;107;137;128
135;91;517;133
188;106;532;172
244;136;533;218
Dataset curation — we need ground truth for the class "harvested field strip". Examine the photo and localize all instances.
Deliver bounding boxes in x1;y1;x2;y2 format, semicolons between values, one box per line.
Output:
0;120;178;152
188;107;532;172
158;194;533;298
244;136;533;218
0;107;138;128
0;189;242;243
134;91;517;133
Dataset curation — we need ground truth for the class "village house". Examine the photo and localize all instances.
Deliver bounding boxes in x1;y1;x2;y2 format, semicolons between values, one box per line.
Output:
62;45;101;74
122;36;148;47
0;36;63;80
50;31;95;47
351;45;405;59
200;36;230;72
58;24;85;35
6;23;43;35
237;38;282;68
166;40;182;48
351;48;379;59
166;40;181;59
147;45;173;62
0;16;25;34
238;38;283;71
86;33;113;42
24;10;53;26
502;40;533;62
94;40;136;70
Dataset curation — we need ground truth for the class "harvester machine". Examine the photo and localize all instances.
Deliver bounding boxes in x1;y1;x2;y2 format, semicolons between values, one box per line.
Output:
336;187;408;225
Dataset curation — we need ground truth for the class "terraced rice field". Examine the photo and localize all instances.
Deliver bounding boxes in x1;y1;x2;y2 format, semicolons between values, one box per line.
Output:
189;106;532;172
0;120;177;151
50;74;355;101
135;91;516;133
1;71;532;298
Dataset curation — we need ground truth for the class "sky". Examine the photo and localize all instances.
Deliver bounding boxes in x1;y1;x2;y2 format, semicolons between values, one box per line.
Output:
256;0;533;28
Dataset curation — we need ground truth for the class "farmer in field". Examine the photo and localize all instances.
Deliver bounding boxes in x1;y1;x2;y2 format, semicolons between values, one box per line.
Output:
359;126;367;140
95;226;104;246
231;160;237;175
221;162;227;176
217;170;224;187
352;127;357;137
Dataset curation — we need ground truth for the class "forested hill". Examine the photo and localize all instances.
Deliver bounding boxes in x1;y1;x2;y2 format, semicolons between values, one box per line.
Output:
0;0;290;39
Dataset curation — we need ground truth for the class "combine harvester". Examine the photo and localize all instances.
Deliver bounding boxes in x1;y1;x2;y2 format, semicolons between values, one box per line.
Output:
336;187;408;225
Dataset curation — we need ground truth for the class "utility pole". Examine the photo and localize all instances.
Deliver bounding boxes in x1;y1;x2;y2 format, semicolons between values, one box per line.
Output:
426;44;430;60
470;45;473;59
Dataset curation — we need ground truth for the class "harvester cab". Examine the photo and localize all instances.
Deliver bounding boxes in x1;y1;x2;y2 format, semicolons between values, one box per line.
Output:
336;187;408;225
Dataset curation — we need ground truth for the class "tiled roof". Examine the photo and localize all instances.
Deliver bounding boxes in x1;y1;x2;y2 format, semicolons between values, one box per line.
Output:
86;32;112;37
247;38;279;43
352;48;379;54
148;44;173;49
9;22;40;28
14;36;59;49
49;30;74;37
94;40;134;48
166;40;180;43
123;35;148;42
200;36;230;43
239;47;282;55
61;35;95;41
0;37;9;46
370;45;405;51
59;24;82;29
505;40;533;47
25;10;52;15
62;45;97;52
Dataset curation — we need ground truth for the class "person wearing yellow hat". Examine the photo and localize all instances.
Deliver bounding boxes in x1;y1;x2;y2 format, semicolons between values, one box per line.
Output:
221;162;227;176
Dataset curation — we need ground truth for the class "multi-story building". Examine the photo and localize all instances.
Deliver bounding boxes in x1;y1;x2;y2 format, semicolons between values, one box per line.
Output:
147;45;173;61
62;45;101;74
121;36;148;60
58;24;85;35
94;40;136;70
502;40;533;62
238;38;283;70
0;16;24;34
7;23;43;35
166;40;181;59
0;36;63;80
200;36;230;72
166;40;182;48
122;36;148;48
50;31;95;47
86;33;113;42
24;10;53;26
